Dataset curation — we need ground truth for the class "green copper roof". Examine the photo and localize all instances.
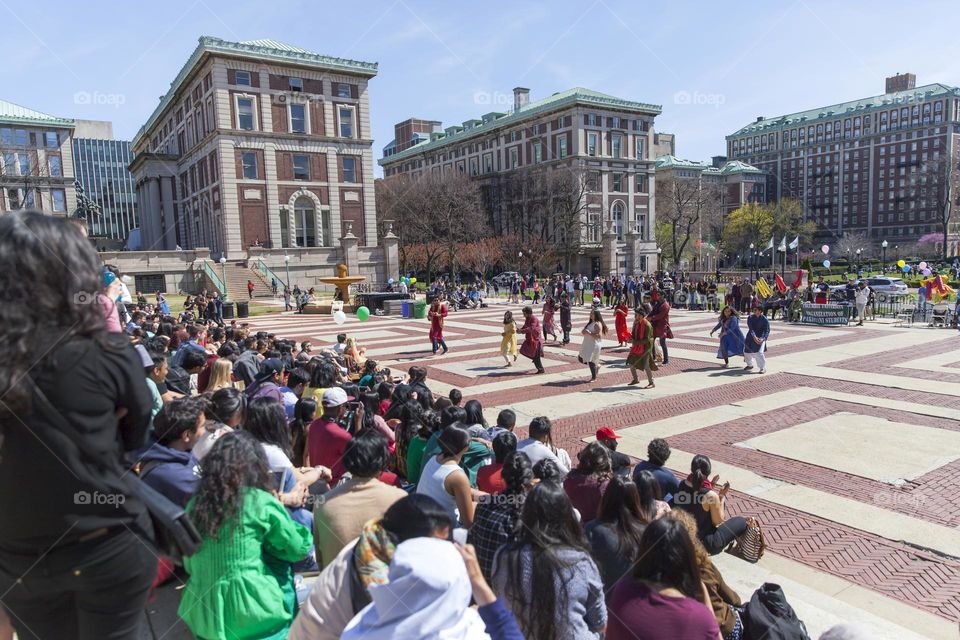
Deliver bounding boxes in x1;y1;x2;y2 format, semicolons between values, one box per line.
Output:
0;99;74;128
728;82;960;138
379;87;661;165
720;160;763;175
654;154;709;170
133;36;378;147
655;154;763;176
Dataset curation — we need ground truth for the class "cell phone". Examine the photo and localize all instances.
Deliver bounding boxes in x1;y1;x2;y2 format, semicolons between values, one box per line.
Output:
272;471;285;491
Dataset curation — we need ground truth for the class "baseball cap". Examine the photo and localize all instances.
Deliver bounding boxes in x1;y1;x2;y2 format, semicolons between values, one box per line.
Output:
322;387;355;408
596;426;620;440
258;358;285;377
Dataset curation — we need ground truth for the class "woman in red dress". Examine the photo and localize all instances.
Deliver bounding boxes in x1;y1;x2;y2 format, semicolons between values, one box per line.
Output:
614;300;630;347
428;296;449;355
518;305;545;374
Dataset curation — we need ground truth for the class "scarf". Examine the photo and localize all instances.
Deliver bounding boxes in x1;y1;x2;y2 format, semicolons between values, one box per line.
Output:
353;518;396;589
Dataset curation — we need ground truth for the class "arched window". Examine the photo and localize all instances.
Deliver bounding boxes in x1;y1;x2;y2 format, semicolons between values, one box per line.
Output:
612;201;624;241
294;196;316;247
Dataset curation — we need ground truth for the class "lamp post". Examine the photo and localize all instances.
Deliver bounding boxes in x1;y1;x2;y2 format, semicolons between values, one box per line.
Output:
855;248;862;275
284;253;291;289
749;242;755;278
881;240;888;273
219;256;230;302
656;247;663;273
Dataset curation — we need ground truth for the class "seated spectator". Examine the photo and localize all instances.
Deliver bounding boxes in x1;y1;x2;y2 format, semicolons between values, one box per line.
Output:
393;400;428;482
376;381;394;416
595;426;632;478
302;359;338;406
448;388;463;407
179;432;312;640
205;357;239;393
171;322;207;367
585;476;649;593
633;437;680;501
477;431;518;495
673;455;751;555
279;367;309;420
359;391;396;445
517;416;570;475
493;482;606;640
137;396;206;507
416;424;481;528
289;495;453;640
308;388;362;484
232;336;263;387
420;406;492;486
143;349;167;425
314;429;407;569
606;515;720;640
408;366;434;410
245;358;285;402
485;408;516;441
469;451;532;582
635;469;671;521
193;386;245;460
332;333;347;356
463;399;489;435
672;510;744;639
563;441;614;524
166;348;206;396
357;359;379;388
289;397;317;467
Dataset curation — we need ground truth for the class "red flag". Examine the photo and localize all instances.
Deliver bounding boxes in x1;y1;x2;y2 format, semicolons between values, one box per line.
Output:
792;269;806;289
774;273;787;294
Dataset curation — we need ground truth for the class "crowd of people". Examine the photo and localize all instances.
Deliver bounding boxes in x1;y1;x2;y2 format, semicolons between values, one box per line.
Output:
0;212;867;640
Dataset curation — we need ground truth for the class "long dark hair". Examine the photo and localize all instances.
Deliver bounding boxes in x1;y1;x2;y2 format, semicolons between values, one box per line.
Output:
290;397;317;467
586;308;609;335
596;476;647;558
501;482;588;640
690;454;712;492
192;431;272;539
633;515;703;600
244;397;292;460
463;399;487;428
633;469;662;524
575;441;613;481
0;212;109;417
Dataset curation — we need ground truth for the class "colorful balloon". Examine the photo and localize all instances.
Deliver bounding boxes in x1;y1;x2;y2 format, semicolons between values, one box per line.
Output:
821;245;830;254
410;278;417;284
897;259;906;268
356;306;370;321
333;310;346;325
923;268;932;276
388;278;395;284
823;259;831;268
902;264;911;273
919;262;928;270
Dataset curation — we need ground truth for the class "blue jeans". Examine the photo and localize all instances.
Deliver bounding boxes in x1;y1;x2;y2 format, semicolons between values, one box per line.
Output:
432;338;448;353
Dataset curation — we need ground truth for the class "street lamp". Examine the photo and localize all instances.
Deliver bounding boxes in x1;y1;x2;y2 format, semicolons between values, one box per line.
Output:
284;253;291;289
218;256;230;302
656;247;663;273
881;240;888;272
855;248;862;275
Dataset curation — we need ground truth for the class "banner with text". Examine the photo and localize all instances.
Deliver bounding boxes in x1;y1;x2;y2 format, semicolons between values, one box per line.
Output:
801;303;849;326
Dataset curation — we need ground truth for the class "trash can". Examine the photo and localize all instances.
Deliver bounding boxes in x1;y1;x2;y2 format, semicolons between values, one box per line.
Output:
222;301;235;319
236;301;249;318
413;300;427;319
401;300;413;318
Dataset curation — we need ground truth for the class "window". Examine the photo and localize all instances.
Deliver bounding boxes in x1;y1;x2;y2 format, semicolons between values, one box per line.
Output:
635;136;645;159
339;107;354;138
3;153;13;175
235;70;251;86
336;83;351;98
48;155;61;177
636;214;646;240
0;129;10;145
588;212;600;242
342;157;357;183
22;189;34;208
612;134;622;158
293;154;310;181
558;136;568;159
51;189;65;212
290;104;306;133
612;202;624;240
237;97;255;130
533;142;542;163
294;196;317;247
613;172;623;192
45;132;58;148
14;130;27;146
588;133;597;156
289;77;303;92
510;147;519;169
7;189;19;209
241;152;258;179
18;154;29;176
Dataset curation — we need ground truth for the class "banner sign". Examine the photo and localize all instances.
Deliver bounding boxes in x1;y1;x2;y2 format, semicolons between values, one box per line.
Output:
801;303;849;326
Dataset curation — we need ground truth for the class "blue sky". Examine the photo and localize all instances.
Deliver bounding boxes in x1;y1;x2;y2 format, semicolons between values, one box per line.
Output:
7;0;959;174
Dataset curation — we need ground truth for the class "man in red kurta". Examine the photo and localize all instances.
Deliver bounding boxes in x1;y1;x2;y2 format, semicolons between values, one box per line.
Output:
428;297;449;354
519;305;545;374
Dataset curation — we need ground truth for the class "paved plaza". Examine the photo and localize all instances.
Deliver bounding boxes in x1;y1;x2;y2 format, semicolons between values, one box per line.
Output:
239;301;960;639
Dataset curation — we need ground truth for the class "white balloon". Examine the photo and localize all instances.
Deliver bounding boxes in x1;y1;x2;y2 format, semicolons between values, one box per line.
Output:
333;310;346;325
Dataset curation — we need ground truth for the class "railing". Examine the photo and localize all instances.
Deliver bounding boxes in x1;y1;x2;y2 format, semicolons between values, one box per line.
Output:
199;260;227;295
251;258;289;289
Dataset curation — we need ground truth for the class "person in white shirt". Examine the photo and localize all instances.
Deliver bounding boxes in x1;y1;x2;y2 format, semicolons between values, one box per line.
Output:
854;281;871;326
516;416;570;475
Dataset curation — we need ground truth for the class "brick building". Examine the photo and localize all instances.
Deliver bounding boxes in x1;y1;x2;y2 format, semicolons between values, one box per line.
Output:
379;87;661;276
726;74;960;245
130;36;379;256
655;154;767;215
0;99;76;215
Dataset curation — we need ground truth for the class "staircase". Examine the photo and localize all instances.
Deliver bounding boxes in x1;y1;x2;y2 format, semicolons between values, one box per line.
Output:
220;262;276;300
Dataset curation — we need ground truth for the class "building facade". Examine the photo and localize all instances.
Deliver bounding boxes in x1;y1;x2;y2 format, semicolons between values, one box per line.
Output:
380;87;661;276
655;154;767;215
72;119;138;242
0;99;76;215
726;74;960;244
131;36;378;257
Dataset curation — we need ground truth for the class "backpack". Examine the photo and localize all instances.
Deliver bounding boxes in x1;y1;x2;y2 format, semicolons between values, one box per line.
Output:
742;583;810;640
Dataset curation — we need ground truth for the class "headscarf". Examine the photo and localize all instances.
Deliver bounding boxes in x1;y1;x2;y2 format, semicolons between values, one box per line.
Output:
353;518;396;589
341;537;489;640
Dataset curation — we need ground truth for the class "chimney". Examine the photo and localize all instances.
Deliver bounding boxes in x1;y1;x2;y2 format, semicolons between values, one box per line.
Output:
513;87;530;112
885;73;916;94
755;116;764;123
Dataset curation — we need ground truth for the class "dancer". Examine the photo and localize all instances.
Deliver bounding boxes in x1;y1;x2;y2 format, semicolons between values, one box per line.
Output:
614;299;630;347
559;293;572;345
648;289;673;365
744;304;770;373
428;295;449;355
519;305;545;374
542;296;558;342
626;304;656;388
500;310;518;366
579;308;608;382
709;305;745;368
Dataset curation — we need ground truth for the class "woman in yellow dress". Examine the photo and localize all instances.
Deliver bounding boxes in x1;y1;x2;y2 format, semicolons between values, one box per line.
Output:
500;310;519;366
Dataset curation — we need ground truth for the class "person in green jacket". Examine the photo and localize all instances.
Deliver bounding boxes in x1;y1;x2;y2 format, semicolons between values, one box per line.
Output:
179;431;312;640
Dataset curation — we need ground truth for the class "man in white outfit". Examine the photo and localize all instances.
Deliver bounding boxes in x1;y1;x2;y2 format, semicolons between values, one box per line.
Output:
854;281;870;326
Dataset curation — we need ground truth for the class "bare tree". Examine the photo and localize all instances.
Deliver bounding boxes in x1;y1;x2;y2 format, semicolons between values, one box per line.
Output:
910;156;958;259
655;175;722;266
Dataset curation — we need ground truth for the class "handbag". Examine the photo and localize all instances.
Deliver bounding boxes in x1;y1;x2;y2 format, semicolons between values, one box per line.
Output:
735;518;766;563
28;380;202;564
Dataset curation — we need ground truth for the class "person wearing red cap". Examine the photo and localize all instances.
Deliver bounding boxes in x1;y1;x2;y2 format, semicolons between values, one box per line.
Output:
595;427;632;478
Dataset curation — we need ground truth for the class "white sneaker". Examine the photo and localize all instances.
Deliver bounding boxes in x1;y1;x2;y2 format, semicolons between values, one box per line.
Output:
758;368;766;374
